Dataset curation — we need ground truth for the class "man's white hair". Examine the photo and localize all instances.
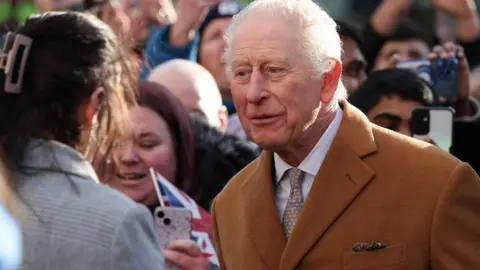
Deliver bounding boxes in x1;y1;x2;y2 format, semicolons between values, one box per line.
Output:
223;0;347;101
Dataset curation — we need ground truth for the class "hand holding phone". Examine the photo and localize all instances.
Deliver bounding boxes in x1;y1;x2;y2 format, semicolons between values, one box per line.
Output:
396;57;458;98
396;42;471;106
163;239;211;270
430;43;471;117
150;169;193;270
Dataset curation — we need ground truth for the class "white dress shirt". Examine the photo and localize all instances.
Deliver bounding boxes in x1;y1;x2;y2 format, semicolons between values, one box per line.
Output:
274;108;343;219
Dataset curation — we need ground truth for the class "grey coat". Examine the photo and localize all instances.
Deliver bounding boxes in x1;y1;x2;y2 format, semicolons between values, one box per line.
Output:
12;139;164;270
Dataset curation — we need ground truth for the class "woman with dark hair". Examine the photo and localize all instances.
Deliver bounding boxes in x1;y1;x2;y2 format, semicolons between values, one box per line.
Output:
0;12;164;269
99;81;212;269
105;81;196;206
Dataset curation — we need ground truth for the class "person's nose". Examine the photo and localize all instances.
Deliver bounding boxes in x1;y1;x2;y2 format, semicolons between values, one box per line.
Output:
117;141;140;165
246;71;268;104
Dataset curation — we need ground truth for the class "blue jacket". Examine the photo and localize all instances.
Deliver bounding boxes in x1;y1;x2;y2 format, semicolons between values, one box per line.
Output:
140;25;201;80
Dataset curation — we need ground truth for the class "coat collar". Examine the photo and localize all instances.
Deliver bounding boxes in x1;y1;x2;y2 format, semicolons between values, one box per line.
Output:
18;138;99;182
241;100;377;269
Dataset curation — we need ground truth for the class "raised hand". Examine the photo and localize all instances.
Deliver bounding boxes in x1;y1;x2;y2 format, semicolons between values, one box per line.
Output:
138;0;177;26
175;0;212;32
170;0;223;46
431;0;476;18
428;42;472;117
372;0;415;35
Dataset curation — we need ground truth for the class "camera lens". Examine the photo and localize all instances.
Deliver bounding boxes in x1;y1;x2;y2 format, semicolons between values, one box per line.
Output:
157;211;165;218
411;108;430;136
164;218;171;225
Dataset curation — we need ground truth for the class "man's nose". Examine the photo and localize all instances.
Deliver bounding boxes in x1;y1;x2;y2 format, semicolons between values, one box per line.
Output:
246;71;268;104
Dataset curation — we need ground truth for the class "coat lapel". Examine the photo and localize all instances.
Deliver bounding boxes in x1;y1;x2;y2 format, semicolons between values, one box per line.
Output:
279;101;378;270
242;151;287;269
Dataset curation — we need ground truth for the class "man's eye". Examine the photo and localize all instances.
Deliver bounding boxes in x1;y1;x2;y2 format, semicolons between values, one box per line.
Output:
267;67;280;73
235;70;248;77
346;61;365;76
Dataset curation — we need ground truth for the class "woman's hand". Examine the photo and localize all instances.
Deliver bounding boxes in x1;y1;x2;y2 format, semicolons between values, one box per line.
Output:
164;239;211;270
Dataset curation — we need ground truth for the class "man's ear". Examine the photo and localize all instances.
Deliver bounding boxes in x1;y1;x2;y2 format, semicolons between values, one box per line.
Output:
82;87;104;128
218;105;229;132
320;59;342;104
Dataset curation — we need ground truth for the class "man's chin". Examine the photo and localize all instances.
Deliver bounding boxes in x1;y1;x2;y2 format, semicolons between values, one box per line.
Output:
250;136;287;152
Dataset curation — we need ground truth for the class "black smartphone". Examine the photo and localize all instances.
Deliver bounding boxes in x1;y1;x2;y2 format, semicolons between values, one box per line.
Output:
410;106;454;152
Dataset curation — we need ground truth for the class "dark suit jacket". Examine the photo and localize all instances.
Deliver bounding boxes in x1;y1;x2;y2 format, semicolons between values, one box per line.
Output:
211;101;480;270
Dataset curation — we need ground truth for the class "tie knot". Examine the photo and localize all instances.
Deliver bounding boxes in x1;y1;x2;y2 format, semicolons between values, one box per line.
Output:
284;168;304;189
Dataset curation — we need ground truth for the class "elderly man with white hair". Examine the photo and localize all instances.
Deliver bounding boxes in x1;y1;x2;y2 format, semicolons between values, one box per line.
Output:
211;0;480;269
148;59;229;131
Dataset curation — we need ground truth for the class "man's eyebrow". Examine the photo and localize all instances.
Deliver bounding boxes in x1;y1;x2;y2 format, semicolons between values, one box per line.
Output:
231;59;249;67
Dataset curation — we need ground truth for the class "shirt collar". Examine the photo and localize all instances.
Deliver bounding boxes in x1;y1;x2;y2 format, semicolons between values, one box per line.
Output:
274;107;343;184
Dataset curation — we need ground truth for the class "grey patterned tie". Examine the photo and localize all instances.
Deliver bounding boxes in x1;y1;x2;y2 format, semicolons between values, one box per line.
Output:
282;168;305;239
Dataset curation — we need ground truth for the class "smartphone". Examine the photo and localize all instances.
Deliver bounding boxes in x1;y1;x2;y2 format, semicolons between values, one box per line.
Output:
397;57;458;98
150;168;193;270
410;106;454;152
154;207;193;270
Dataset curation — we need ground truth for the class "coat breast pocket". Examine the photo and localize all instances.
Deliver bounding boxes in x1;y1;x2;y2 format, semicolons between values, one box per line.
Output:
343;244;407;270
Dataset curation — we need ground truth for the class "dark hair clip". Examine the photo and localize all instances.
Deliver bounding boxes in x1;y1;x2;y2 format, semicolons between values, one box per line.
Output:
0;32;33;94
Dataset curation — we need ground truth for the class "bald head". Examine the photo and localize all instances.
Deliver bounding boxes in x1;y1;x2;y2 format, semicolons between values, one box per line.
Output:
148;59;227;129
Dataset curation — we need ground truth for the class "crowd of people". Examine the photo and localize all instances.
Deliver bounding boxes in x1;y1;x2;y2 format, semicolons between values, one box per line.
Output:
0;0;480;269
